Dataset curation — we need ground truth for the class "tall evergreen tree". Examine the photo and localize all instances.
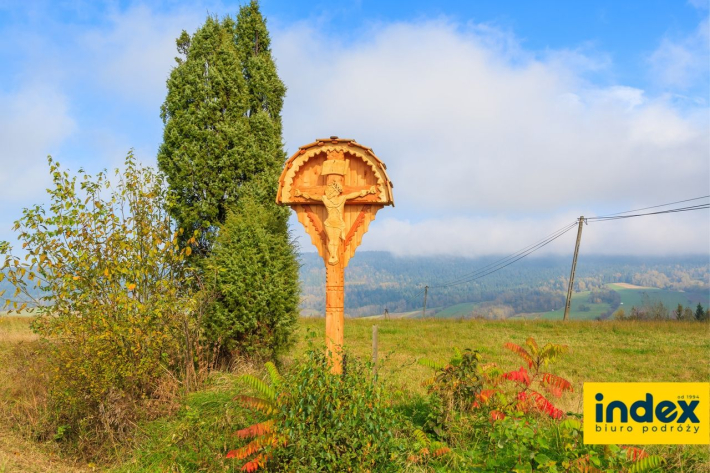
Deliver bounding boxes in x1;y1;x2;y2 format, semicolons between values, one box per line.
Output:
159;3;299;358
159;16;246;251
158;2;289;250
232;0;290;228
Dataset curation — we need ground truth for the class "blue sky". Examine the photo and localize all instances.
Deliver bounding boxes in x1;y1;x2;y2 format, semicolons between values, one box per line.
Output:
0;0;708;256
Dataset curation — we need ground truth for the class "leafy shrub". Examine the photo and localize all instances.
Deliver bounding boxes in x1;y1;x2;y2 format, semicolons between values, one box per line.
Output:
203;197;300;361
1;155;199;450
419;348;483;437
230;348;412;472
472;416;665;472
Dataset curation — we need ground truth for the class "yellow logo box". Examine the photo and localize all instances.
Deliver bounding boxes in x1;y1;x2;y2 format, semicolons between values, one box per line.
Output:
583;383;710;445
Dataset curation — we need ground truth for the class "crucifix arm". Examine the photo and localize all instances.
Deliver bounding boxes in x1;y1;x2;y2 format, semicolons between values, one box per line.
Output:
342;185;377;201
294;189;318;200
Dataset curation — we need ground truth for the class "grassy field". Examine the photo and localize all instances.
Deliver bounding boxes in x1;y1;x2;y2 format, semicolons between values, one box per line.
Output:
2;316;709;412
609;283;708;309
1;316;709;471
292;318;710;408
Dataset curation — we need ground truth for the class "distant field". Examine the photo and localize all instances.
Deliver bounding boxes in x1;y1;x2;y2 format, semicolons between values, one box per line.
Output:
351;282;710;322
538;290;608;321
609;283;709;309
428;302;479;318
528;283;708;321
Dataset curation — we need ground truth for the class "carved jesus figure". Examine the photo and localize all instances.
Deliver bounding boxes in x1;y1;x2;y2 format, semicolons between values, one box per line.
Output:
295;182;377;264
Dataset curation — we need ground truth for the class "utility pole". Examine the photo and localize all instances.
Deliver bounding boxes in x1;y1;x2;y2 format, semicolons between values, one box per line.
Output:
563;217;585;321
422;285;429;318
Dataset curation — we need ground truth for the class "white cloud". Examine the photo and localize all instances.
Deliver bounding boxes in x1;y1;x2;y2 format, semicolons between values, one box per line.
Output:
82;4;203;105
274;20;709;255
0;85;76;203
1;8;707;257
649;17;709;90
358;212;709;257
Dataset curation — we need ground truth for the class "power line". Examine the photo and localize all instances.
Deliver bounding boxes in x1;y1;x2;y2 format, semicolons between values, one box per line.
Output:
427;200;708;290
397;287;426;312
403;288;425;305
590;195;710;219
431;223;579;289
430;221;579;288
588;204;709;222
399;195;710;311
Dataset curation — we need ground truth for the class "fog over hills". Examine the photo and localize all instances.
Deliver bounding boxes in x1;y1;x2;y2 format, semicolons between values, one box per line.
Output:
298;251;710;318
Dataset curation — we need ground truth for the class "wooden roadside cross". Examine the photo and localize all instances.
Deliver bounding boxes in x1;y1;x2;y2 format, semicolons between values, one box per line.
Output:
276;137;394;373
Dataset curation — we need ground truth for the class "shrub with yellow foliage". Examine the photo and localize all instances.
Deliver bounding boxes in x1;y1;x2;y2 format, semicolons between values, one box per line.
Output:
1;153;199;449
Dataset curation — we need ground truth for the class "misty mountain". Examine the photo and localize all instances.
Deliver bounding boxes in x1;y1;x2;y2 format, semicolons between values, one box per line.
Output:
299;251;709;317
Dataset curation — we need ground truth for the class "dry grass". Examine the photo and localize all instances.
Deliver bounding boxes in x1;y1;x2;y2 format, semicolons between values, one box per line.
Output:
0;317;45;435
0;316;92;472
0;430;90;473
0;316;37;344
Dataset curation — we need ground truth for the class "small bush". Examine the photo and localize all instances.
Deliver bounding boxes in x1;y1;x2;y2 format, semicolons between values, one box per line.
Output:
231;347;412;472
419;348;483;437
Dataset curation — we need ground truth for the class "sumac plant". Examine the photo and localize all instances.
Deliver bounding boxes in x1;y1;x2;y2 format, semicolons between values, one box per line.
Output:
0;154;199;445
478;337;573;420
227;362;286;471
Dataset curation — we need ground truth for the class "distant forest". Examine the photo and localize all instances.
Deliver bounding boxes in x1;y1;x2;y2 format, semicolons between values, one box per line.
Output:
299;252;710;317
3;252;708;319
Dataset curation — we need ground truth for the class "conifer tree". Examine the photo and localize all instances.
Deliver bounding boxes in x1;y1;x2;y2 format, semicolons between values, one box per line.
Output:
159;16;247;251
158;2;289;250
204;200;299;359
159;2;299;358
232;0;290;229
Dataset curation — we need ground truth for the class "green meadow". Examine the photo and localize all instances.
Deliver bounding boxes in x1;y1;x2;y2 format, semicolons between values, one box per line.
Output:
1;315;709;471
533;283;709;321
293;317;710;405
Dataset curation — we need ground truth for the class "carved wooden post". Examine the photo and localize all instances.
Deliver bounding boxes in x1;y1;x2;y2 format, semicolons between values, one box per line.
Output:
276;137;394;373
325;260;345;366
